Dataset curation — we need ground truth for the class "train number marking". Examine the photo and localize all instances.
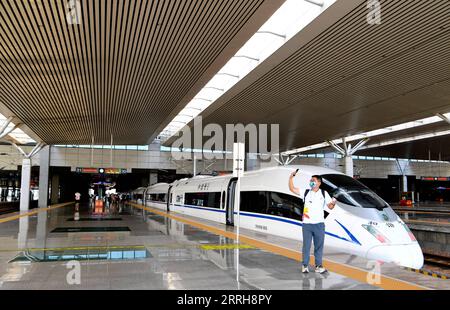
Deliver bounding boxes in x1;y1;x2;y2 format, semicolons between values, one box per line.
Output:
255;224;267;231
198;183;210;191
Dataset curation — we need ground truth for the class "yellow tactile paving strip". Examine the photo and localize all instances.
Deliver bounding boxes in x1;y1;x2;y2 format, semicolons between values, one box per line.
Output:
0;202;74;224
128;202;428;290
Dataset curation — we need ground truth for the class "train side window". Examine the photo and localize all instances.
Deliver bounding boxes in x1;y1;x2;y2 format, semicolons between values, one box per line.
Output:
158;194;167;202
268;192;303;221
241;191;268;215
208;192;221;209
185;192;221;209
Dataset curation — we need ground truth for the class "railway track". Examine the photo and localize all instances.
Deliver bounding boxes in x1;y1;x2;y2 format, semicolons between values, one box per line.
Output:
424;254;450;269
0;202;20;216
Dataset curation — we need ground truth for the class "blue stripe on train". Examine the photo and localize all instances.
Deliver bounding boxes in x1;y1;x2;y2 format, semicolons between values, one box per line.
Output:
172;203;361;245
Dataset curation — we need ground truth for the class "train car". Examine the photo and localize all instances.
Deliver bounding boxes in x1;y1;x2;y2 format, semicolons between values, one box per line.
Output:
144;183;170;211
138;165;424;269
132;187;147;205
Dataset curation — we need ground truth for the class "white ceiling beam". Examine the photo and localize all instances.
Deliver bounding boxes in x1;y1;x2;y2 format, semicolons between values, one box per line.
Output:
304;0;325;7
437;113;450;125
360;130;450;150
327;140;345;155
0;123;19;139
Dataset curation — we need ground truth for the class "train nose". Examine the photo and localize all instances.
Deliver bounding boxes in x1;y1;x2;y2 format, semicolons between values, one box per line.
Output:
366;243;424;269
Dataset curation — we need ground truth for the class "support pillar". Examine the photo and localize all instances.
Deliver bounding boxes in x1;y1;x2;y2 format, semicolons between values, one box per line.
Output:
18;216;29;249
328;138;369;178
402;174;408;193
38;146;51;208
193;154;197;176
34;210;48;260
149;172;158;186
20;158;32;211
396;159;410;198
344;155;354;178
51;174;59;204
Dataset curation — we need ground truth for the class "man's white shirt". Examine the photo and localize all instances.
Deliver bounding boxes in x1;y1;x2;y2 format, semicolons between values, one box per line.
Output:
303;189;332;224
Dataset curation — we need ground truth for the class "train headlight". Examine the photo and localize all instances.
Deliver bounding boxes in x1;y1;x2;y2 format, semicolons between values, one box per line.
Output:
400;222;417;242
362;224;391;244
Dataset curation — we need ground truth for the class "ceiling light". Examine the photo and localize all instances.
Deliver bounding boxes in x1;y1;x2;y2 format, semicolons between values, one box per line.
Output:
159;0;337;142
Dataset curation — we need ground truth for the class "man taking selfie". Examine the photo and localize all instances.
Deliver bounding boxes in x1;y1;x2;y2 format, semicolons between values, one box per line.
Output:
289;171;336;274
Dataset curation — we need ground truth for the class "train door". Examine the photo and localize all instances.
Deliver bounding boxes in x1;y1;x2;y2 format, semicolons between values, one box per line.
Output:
166;186;172;212
226;178;237;226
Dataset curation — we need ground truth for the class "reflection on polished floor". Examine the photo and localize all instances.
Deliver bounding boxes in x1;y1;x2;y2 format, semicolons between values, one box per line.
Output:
0;203;378;290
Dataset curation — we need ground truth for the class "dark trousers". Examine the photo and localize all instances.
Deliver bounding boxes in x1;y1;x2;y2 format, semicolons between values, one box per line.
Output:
302;223;325;266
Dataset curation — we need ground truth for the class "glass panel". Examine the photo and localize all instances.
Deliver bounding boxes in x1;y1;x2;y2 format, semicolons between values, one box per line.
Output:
321;174;389;209
268;192;303;221
185;192;221;209
240;191;268;214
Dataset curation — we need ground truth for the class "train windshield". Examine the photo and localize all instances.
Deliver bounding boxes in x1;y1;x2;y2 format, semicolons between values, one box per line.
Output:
321;174;389;210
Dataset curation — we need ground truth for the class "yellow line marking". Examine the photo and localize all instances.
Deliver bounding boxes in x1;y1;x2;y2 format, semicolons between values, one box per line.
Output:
200;244;255;251
0;202;74;224
405;267;447;280
129;202;428;290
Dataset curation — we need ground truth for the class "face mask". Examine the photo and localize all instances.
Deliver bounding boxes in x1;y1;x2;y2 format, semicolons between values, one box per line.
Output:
310;182;317;189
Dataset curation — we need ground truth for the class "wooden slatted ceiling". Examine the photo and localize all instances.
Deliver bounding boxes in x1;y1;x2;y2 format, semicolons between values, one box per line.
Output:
165;0;450;152
0;0;283;144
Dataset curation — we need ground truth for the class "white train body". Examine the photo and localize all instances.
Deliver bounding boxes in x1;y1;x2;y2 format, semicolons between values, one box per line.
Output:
138;165;424;269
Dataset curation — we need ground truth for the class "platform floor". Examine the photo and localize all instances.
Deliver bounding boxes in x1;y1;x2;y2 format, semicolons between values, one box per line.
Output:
0;202;447;290
398;211;450;224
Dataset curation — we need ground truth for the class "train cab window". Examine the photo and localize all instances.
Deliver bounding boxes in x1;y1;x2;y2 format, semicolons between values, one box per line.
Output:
321;174;389;210
221;191;226;209
240;191;268;214
268;192;303;221
185;192;221;209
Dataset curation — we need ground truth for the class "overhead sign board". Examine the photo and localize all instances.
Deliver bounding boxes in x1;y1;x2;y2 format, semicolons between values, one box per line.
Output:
421;177;450;181
76;168;128;175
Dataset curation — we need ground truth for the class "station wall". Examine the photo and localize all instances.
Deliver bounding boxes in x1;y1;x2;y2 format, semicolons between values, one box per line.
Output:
1;144;449;179
290;157;450;179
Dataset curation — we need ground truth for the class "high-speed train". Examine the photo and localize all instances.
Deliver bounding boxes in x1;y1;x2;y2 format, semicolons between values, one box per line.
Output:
133;165;424;269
